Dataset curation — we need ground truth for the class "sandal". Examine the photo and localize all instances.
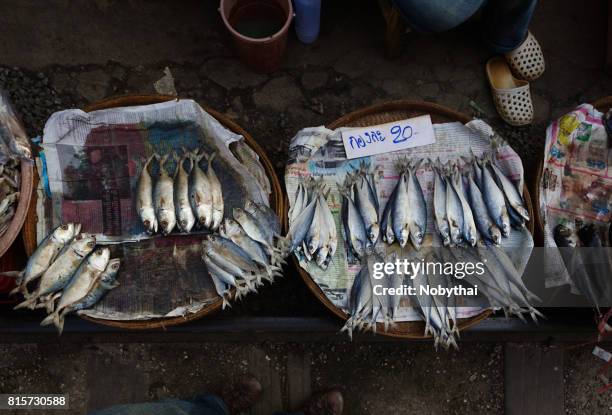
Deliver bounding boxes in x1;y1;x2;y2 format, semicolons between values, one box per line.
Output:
505;31;545;81
486;56;534;126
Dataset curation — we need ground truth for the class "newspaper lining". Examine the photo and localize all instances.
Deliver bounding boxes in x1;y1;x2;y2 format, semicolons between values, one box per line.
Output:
539;104;611;289
37;99;271;320
285;119;534;322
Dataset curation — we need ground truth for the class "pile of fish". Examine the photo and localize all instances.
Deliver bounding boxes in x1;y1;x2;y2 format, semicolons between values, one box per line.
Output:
137;147;224;236
204;201;286;308
6;223;120;333
342;244;542;349
287;177;338;269
0;89;32;237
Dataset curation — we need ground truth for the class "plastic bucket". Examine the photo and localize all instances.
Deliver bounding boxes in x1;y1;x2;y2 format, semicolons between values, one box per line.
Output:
219;0;294;74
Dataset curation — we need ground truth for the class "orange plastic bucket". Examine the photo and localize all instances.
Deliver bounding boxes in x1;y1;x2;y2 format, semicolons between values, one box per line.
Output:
219;0;294;73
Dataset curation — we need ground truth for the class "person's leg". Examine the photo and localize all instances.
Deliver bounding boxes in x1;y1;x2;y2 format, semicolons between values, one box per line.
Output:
482;0;538;53
391;0;485;33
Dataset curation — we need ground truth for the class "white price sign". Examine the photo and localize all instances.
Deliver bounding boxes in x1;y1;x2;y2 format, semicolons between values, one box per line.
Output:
341;114;436;159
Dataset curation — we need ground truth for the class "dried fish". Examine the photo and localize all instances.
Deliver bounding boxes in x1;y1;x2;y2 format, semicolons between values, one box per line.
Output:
206;152;224;231
136;155;158;234
153;153;176;235
189;149;214;229
174;150;196;233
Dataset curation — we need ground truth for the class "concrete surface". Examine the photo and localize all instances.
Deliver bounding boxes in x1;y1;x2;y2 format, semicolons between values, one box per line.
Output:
0;0;611;413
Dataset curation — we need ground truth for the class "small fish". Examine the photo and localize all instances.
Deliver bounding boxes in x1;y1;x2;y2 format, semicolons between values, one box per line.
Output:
445;174;463;245
432;161;451;246
8;223;79;296
189;149;213;229
354;171;379;244
339;181;367;259
233;207;275;250
488;160;530;221
174;150;196;233
406;162;427;250
480;159;511;237
450;169;477;246
15;234;96;310
73;258;121;314
206;152;224;231
285;197;318;253
41;247;110;334
289;182;306;226
245;201;281;237
380;182;397;245
392;171;411;248
466;171;501;245
318;190;337;259
154;154;176;235
136;155;158;234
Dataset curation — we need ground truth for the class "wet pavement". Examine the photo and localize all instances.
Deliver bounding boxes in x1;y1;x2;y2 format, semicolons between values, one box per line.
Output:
0;0;611;413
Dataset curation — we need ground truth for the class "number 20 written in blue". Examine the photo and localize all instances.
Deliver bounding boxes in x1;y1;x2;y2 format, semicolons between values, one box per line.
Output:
390;124;413;143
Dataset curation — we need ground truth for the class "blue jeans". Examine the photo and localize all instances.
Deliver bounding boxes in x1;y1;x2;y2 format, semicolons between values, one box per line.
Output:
88;395;303;415
392;0;538;53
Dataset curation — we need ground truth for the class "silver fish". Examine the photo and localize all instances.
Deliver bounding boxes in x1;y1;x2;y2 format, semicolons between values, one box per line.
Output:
445;175;463;245
479;159;511;237
488;160;529;221
9;223;79;296
318;191;337;259
41;247;110;333
450;169;478;246
73;258;121;314
189;149;213;229
392;171;411;248
354;172;379;244
286;197;318;253
233;207;274;249
245;201;281;237
154;154;176;235
289;182;307;226
380;183;397;245
206;152;224;231
433;163;451;246
466;172;501;245
15;234;96;309
136;155;157;234
406;163;427;250
339;182;367;259
174;150;195;233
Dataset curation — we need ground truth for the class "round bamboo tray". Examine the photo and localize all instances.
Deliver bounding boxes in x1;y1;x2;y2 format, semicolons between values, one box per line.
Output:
287;100;535;339
22;94;285;330
0;159;34;259
532;97;612;246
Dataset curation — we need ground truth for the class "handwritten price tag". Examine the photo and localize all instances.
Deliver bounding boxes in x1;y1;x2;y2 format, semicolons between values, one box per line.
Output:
341;114;436;159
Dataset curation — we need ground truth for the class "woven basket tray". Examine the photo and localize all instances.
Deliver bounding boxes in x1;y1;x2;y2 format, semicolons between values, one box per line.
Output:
21;94;285;330
287;100;535;339
532;96;612;246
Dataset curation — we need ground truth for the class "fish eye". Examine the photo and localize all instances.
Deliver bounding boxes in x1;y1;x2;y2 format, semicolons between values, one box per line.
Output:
112;264;119;270
61;224;68;230
76;234;83;240
144;220;150;227
88;242;95;248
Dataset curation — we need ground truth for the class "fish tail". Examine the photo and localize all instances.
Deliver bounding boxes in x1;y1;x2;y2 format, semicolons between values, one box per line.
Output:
222;295;232;310
0;270;22;279
206;151;217;166
14;297;37;310
55;311;67;335
40;311;57;327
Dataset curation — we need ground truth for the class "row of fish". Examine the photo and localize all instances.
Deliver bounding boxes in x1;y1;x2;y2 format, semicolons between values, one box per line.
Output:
137;148;224;236
342;245;542;348
287;177;337;270
7;223;120;333
204;201;285;307
431;154;530;248
0;90;32;237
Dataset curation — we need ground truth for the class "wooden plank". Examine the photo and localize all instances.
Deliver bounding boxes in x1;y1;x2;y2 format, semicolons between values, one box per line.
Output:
287;351;312;410
248;347;283;415
86;350;149;412
504;344;564;415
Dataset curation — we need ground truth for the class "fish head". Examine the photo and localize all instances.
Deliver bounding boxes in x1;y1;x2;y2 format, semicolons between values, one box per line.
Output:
140;208;158;234
244;200;257;213
158;211;176;235
410;230;424;249
490;227;502;245
178;207;195;233
307;236;320;255
53;223;78;243
222;218;242;236
385;227;395;244
89;247;111;271
441;234;451;246
500;222;510;237
369;224;380;244
101;258;121;283
72;234;96;256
